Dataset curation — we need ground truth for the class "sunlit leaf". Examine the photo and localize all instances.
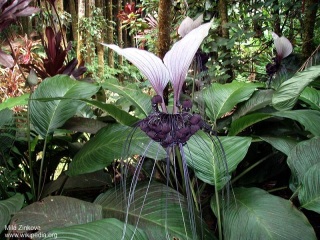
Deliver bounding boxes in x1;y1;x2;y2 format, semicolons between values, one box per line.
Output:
0;194;24;233
203;81;261;122
30;75;99;138
185;131;251;189
43;218;148;240
94;182;214;240
0;94;29;111
212;187;316;240
272;65;320;111
68;124;166;176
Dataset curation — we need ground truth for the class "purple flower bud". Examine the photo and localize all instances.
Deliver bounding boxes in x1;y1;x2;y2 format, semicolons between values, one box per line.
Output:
190;114;202;125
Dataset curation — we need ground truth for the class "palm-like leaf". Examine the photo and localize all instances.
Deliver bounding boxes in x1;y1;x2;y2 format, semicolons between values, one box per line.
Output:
0;194;24;233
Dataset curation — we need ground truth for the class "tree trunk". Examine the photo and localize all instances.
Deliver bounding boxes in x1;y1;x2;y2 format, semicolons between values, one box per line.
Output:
96;0;105;78
85;0;95;65
302;0;319;60
218;0;233;82
69;0;78;42
77;0;85;65
106;0;114;67
117;0;124;82
157;0;172;59
273;0;281;36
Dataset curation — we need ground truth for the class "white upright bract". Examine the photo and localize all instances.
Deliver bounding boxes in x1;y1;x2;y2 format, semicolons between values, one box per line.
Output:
272;32;293;60
101;19;212;113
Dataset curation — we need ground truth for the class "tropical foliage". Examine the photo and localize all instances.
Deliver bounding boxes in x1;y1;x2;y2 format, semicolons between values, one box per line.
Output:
1;0;320;239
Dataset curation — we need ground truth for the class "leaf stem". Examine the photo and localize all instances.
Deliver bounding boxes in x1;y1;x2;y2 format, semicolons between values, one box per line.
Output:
37;136;48;200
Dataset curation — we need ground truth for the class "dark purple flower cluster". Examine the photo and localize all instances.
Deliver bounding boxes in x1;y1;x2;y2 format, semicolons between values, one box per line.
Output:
138;95;205;148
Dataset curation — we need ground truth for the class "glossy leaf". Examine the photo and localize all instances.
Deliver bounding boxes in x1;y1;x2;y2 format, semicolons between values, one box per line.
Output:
43;218;148;240
232;89;274;121
272;65;320;111
81;99;139;126
287;138;320;184
10;196;102;235
0;93;29;111
0;194;24;233
102;80;152;116
68;124;166;176
30;75;99;138
213;187;316;240
185;131;251;189
299;163;320;214
260;136;299;156
299;87;320;111
203;81;261;122
94;181;214;240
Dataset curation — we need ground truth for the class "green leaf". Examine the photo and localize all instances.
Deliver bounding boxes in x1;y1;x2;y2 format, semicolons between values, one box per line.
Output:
43;218;148;240
287;138;320;184
272;65;320;111
229;113;272;136
299;87;320;111
229;110;320;136
299;163;320;214
213;187;316;240
0;94;29;111
10;196;102;235
102;80;152;116
68;124;166;176
94;182;214;240
232;89;274;121
185;131;251;189
0;108;13;128
260;136;299;156
0;194;24;233
30;75;99;138
81;99;139;126
203;81;262;122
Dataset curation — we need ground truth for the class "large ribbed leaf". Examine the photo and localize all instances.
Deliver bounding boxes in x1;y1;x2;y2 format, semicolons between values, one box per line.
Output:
0;108;15;152
232;89;274;121
10;196;102;235
0;93;29;111
102;80;152;116
287;138;320;185
212;187;316;240
299;163;320;213
0;194;24;233
43;218;148;240
30;75;99;138
94;182;214;240
185;131;251;189
203;81;261;122
299;87;320;111
272;65;320;111
260;136;299;156
68;124;166;176
229;110;320;136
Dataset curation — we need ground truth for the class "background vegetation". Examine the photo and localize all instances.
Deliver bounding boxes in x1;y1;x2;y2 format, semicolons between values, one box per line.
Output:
0;0;320;239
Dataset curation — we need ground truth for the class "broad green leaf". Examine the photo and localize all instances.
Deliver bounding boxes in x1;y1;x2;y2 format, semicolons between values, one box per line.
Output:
212;187;316;240
272;65;320;111
260;136;299;156
10;196;102;235
95;182;214;240
0;108;15;152
102;80;152;116
287;138;320;184
185;131;251;189
0;194;24;233
0;108;13;127
299;163;320;214
81;99;139;126
229;113;272;136
229;110;320;136
0;93;29;111
299;87;320;111
68;124;166;176
232;89;274;121
30;75;99;138
43;218;148;240
203;81;262;122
